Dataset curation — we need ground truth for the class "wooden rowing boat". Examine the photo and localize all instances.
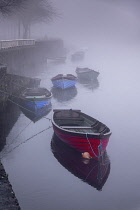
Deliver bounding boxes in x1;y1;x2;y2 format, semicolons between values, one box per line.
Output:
51;74;77;89
52;109;111;160
20;87;52;112
76;67;99;80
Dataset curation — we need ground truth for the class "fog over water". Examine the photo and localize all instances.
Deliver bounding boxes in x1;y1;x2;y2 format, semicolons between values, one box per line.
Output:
1;1;140;210
44;0;139;45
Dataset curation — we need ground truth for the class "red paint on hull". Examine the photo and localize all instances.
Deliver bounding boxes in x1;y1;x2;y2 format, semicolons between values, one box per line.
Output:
53;126;109;160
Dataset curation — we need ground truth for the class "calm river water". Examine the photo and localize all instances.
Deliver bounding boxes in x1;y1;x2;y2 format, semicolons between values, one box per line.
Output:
1;42;140;210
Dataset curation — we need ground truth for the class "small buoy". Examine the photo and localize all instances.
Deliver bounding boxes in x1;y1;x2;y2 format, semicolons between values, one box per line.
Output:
82;152;91;159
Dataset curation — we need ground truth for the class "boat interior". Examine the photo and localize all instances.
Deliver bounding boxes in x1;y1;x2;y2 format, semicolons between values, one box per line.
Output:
22;88;52;98
53;110;109;134
52;74;77;80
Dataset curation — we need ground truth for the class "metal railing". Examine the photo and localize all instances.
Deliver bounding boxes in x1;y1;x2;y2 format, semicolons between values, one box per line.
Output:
0;39;35;50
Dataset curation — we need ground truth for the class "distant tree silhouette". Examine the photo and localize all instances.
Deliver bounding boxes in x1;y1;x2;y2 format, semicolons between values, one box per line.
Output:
0;0;56;39
0;0;23;14
15;0;56;39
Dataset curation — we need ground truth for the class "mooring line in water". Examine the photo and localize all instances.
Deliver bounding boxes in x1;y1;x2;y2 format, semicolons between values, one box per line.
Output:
0;125;53;160
7;97;37;114
7;98;52;121
85;164;98;181
8;121;33;146
8;116;52;147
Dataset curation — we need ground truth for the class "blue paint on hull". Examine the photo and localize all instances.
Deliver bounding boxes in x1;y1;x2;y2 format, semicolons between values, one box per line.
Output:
21;99;52;112
52;79;76;89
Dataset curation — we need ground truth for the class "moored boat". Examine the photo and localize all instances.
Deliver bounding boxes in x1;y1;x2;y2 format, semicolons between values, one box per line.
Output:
51;134;110;191
76;67;99;80
52;109;111;160
20;87;52;112
71;51;85;62
51;74;77;89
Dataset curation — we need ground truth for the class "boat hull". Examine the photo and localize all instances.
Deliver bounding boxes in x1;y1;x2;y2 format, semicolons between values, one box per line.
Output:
20;87;52;112
76;68;99;80
52;79;77;89
52;125;110;160
21;98;51;112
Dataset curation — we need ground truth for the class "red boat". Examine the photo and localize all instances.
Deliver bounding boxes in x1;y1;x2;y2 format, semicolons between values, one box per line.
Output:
51;135;110;191
52;109;112;160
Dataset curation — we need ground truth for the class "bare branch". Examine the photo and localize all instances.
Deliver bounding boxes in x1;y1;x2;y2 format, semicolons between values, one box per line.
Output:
0;0;23;14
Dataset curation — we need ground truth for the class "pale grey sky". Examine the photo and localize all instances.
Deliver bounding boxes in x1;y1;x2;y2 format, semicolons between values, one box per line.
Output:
39;0;139;47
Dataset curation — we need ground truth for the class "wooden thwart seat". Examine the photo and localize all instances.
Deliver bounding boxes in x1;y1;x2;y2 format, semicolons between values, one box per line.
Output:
61;126;92;129
56;117;84;121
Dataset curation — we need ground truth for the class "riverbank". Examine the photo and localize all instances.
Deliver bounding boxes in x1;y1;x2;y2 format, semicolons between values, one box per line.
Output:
0;162;21;210
0;101;21;209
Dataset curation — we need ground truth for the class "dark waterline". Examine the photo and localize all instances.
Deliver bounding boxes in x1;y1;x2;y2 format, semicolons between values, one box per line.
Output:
1;43;140;210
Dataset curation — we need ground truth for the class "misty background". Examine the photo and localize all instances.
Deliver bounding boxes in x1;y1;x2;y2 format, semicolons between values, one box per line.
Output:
0;0;139;47
44;0;140;47
1;1;140;210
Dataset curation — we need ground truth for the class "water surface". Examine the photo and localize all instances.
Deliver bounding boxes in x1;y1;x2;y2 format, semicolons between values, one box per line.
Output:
1;43;140;210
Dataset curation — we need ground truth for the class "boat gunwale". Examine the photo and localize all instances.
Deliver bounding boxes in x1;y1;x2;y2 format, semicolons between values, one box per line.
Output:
52;110;112;137
23;94;52;99
51;74;77;81
76;68;99;75
20;90;52;100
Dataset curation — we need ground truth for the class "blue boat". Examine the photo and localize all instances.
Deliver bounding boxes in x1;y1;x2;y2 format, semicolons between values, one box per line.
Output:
51;74;77;89
20;87;52;112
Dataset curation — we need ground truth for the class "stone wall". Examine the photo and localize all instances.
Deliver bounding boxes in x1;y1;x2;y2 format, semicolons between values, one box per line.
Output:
0;162;21;210
0;66;41;111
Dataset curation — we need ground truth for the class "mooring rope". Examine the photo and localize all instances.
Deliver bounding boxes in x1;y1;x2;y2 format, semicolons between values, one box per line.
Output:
7;120;33;146
85;133;98;158
0;125;53;160
85;164;98;181
98;139;102;157
7;97;36;114
7;98;52;122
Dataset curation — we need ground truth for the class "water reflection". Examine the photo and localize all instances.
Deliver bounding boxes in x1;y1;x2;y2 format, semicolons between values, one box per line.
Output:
51;86;77;102
78;78;99;91
71;51;85;62
20;103;52;123
48;56;66;65
51;134;111;191
0;101;20;152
